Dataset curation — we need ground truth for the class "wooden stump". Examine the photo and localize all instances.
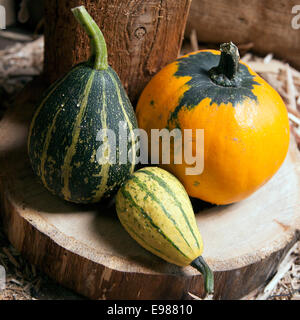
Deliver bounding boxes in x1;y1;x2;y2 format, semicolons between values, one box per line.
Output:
44;0;192;104
0;80;299;300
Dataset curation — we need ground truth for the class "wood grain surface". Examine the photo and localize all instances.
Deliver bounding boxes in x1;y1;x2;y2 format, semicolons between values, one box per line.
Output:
186;0;300;69
0;80;299;299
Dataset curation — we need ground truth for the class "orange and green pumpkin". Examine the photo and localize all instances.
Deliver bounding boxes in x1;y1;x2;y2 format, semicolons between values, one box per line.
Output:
136;42;290;205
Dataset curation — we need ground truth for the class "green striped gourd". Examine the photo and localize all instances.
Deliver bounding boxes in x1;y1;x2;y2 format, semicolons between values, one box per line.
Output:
116;166;214;294
28;6;137;203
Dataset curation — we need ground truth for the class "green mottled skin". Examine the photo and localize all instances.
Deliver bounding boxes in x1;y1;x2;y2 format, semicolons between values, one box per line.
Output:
28;62;138;203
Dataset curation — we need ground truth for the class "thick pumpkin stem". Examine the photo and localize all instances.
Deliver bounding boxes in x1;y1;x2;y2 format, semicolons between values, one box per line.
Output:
71;6;108;71
191;256;214;296
209;42;241;87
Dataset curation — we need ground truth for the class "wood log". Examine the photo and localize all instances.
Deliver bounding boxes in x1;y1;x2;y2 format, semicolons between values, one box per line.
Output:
44;0;192;104
0;80;299;300
186;0;300;69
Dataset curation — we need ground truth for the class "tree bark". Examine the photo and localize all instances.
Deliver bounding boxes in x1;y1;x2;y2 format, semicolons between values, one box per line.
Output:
44;0;192;104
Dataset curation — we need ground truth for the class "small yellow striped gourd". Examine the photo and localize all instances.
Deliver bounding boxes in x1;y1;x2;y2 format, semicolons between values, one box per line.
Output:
116;166;214;294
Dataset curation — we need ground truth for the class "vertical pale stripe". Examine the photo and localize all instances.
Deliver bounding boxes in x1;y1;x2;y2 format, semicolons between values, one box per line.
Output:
107;71;136;173
93;74;111;199
27;66;80;152
40;99;68;191
61;71;95;200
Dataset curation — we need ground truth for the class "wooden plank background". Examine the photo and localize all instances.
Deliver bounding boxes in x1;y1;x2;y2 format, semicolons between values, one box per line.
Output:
186;0;300;69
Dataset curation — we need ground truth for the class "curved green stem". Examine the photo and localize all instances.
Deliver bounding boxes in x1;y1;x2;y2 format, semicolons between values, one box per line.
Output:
71;6;108;70
208;42;241;87
191;256;214;295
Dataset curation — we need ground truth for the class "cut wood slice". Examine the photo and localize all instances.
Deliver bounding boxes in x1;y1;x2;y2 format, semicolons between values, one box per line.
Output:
0;80;300;300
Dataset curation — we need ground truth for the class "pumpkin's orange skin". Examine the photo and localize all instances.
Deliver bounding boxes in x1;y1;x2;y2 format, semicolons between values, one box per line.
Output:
136;50;290;205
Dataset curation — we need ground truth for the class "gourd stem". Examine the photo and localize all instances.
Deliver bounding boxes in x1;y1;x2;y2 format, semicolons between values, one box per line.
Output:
208;42;240;87
191;256;214;295
71;6;108;70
